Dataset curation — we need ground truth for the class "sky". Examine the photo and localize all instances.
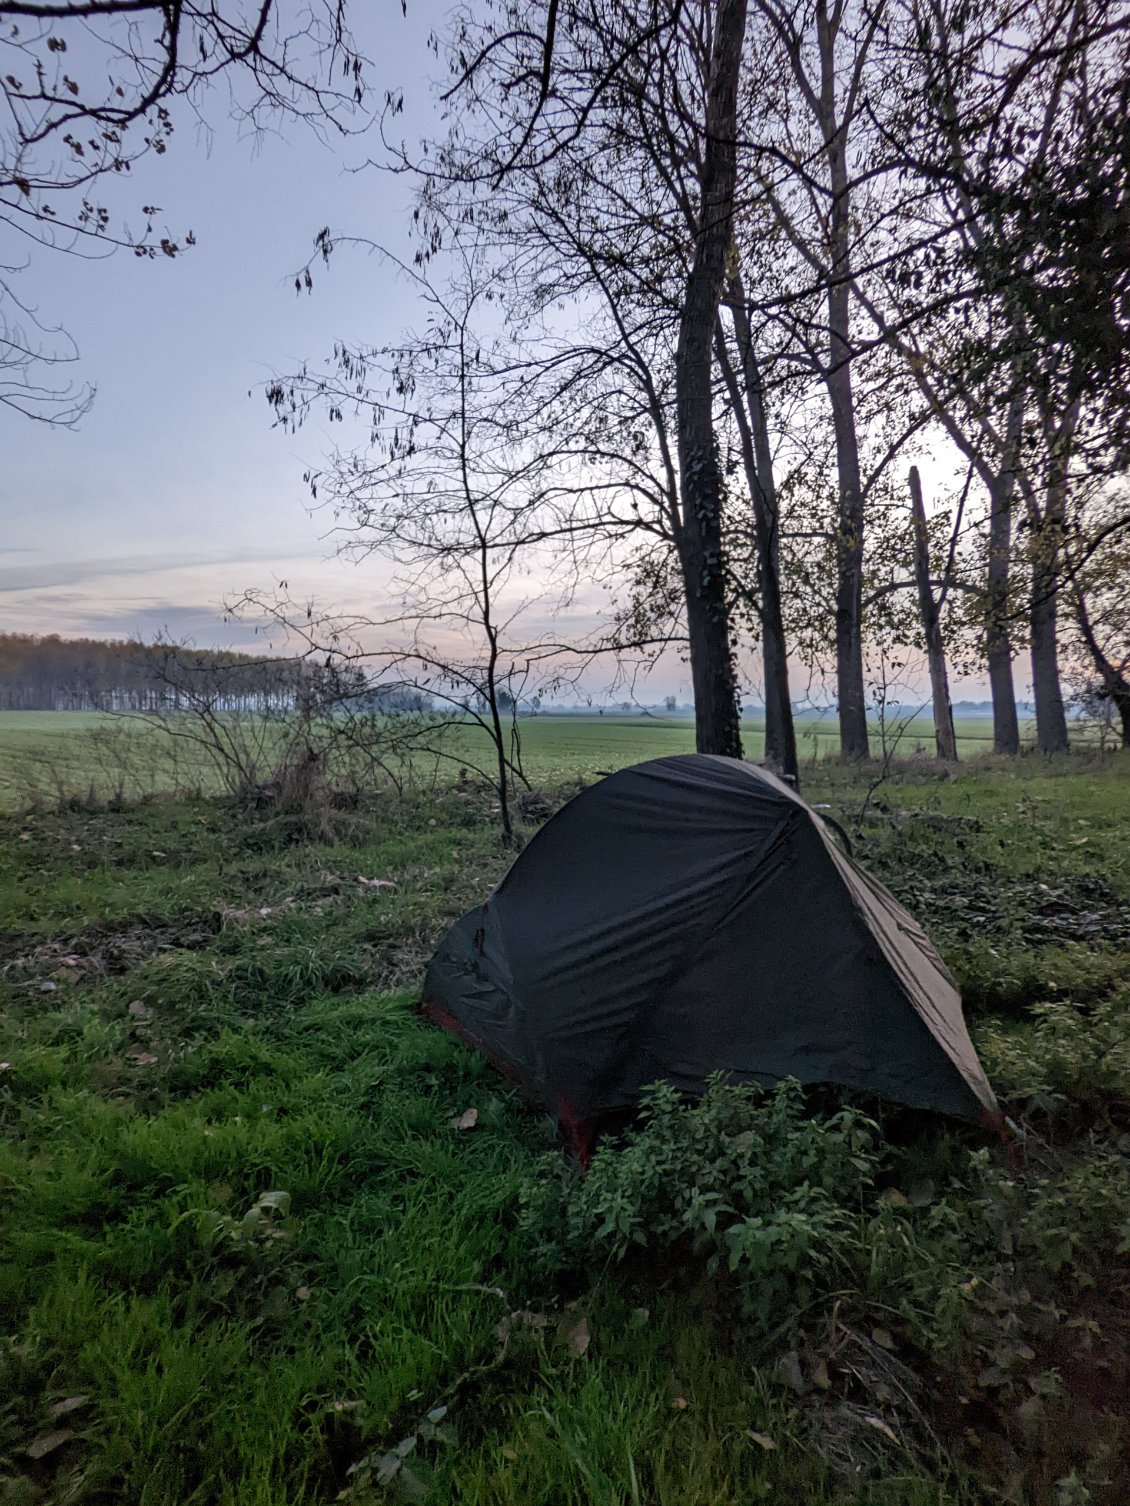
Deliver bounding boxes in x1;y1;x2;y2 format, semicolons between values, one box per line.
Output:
2;8;450;641
0;3;996;706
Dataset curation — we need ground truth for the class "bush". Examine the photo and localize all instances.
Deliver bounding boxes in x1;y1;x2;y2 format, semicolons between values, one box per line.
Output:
520;1075;1130;1365
523;1078;920;1331
976;990;1130;1125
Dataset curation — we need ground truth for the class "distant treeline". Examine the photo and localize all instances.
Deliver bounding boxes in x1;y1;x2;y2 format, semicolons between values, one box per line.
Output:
0;634;310;713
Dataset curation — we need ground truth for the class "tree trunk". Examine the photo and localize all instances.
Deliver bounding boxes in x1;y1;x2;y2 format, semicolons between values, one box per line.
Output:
815;0;868;759
986;391;1022;754
908;466;958;762
1073;587;1130;749
1027;406;1074;755
720;279;798;785
1029;543;1068;754
674;0;748;759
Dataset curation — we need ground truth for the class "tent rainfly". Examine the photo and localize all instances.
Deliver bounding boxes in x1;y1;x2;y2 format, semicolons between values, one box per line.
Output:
421;755;999;1152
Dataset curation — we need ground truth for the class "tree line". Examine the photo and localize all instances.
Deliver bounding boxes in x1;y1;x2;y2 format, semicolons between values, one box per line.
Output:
0;634;314;712
265;0;1130;780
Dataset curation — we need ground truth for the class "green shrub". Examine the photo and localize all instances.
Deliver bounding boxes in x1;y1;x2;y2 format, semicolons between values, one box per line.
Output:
976;991;1130;1124
522;1078;936;1332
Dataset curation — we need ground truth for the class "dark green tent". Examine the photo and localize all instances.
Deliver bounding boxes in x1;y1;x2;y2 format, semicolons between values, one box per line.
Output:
421;755;998;1152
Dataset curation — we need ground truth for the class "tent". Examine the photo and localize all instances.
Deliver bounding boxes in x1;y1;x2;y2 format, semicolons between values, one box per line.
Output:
421;754;998;1150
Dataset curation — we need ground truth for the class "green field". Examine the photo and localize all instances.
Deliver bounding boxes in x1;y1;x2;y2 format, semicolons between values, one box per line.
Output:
2;751;1129;1503
0;709;1045;809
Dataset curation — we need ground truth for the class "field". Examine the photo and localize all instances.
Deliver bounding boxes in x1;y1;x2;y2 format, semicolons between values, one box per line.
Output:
0;710;1048;810
2;743;1130;1505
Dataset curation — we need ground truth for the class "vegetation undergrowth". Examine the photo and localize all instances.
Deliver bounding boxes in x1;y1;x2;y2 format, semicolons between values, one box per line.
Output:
1;758;1129;1504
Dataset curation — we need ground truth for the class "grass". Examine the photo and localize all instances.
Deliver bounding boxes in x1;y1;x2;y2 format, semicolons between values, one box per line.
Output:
2;756;1129;1504
0;709;1058;810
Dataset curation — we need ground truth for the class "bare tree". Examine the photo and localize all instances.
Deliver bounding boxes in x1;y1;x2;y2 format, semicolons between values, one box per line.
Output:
267;253;599;835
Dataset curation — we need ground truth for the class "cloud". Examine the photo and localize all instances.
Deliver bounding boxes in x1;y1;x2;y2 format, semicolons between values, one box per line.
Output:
0;546;315;594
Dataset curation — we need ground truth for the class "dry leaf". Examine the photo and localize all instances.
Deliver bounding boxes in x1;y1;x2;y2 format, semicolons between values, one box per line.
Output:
863;1415;900;1445
26;1429;75;1459
128;1001;151;1020
0;1062;10;1072
558;1309;590;1357
356;876;397;889
670;1397;689;1410
48;1396;90;1420
811;1358;832;1391
450;1108;478;1131
501;1445;518;1461
870;1328;895;1350
128;1052;159;1067
745;1431;777;1451
295;1287;311;1301
773;1350;808;1394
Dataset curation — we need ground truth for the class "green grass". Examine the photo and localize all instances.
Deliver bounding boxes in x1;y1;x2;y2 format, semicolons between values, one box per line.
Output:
2;760;1130;1504
0;709;1056;810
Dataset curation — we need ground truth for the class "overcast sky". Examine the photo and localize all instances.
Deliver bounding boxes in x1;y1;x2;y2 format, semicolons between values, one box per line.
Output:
2;8;447;639
1;5;998;706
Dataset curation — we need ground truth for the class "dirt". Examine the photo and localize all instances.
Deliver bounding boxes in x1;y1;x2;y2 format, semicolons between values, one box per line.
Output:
0;911;220;986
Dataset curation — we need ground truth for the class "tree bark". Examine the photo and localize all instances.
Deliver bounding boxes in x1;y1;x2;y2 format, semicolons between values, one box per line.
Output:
1073;588;1130;748
812;0;869;759
986;390;1023;754
719;278;798;784
674;0;748;759
1029;545;1069;754
1027;404;1074;755
908;467;959;762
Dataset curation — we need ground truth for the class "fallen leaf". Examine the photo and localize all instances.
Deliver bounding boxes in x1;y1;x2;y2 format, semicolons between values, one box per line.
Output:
629;1307;650;1329
39;980;58;993
863;1415;899;1445
501;1445;518;1461
295;1286;311;1301
48;1396;90;1420
257;1190;291;1214
128;1000;151;1020
127;1052;159;1067
451;1108;478;1130
870;1328;895;1350
811;1358;831;1391
670;1396;689;1410
745;1430;777;1451
356;876;397;889
332;1400;364;1412
0;1062;10;1072
773;1350;808;1394
558;1309;590;1357
25;1429;75;1459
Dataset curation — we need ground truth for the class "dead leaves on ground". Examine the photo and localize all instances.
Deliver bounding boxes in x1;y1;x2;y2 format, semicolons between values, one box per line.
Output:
494;1303;592;1363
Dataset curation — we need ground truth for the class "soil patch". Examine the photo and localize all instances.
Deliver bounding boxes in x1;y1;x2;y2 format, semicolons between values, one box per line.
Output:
0;911;221;986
